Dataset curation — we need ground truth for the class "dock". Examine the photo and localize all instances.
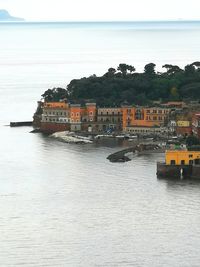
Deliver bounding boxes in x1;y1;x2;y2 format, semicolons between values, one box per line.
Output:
157;150;200;179
107;144;162;162
10;121;33;127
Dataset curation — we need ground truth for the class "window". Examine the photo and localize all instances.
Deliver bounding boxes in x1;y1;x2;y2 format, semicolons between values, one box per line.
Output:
76;112;79;117
71;112;74;117
181;160;185;165
170;160;175;165
90;111;93;116
189;160;193;165
189;154;193;158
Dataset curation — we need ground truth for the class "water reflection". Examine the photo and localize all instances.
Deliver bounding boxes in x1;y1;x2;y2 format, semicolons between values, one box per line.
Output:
158;176;200;187
1;126;200;266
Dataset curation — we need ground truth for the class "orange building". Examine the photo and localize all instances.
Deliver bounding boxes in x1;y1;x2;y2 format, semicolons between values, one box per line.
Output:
39;101;171;134
80;103;97;123
43;102;69;109
70;104;82;123
41;101;71;133
121;106;169;132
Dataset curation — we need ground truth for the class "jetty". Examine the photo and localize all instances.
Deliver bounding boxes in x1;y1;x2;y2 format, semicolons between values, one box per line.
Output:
10;121;33;127
107;144;163;162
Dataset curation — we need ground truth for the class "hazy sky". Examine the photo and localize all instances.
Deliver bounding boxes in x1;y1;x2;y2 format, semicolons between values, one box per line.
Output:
0;0;200;21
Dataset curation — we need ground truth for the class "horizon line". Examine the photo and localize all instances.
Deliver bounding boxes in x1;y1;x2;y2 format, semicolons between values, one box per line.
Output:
1;19;200;23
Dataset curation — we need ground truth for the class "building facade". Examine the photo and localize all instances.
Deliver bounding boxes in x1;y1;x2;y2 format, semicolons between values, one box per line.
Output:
38;102;173;134
97;108;122;132
40;101;98;133
40;101;71;133
192;114;200;138
176;120;192;136
121;106;169;132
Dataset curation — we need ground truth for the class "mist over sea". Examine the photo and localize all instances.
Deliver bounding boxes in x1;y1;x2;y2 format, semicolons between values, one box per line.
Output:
1;21;200;122
1;21;200;266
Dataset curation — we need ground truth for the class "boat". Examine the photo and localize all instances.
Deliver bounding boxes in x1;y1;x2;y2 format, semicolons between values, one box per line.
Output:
115;135;125;139
94;134;114;139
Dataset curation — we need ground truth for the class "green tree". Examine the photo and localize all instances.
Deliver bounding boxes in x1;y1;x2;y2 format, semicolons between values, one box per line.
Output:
41;87;68;102
144;63;156;76
184;64;195;75
162;64;182;75
117;64;135;76
170;87;179;100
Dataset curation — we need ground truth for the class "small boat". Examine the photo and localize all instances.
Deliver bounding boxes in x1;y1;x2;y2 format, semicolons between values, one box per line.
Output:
94;134;114;139
115;135;125;139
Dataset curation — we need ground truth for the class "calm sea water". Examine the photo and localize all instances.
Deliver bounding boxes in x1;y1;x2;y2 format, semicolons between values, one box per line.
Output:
1;21;200;266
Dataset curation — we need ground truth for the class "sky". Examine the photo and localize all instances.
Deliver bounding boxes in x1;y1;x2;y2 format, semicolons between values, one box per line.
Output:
0;0;200;21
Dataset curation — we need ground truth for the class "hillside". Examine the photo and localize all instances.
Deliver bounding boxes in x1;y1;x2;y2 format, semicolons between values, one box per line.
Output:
41;62;200;106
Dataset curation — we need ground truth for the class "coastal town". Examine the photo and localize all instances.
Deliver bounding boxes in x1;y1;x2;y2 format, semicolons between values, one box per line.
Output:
31;99;200;179
33;99;200;140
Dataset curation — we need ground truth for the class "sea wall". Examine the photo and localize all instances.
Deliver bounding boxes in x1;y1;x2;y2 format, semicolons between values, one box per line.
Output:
191;165;200;179
40;122;70;134
157;162;192;178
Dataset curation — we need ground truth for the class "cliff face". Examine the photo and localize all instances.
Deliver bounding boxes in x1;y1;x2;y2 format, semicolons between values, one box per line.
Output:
0;10;24;21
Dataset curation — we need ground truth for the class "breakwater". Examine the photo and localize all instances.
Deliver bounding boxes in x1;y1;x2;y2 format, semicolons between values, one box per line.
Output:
10;121;33;127
107;144;162;162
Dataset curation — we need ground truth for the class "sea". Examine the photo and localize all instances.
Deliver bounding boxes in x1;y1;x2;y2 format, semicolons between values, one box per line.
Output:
1;21;200;267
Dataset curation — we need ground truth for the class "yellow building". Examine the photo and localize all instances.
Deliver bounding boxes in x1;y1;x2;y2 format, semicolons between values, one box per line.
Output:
165;150;200;165
176;120;190;127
